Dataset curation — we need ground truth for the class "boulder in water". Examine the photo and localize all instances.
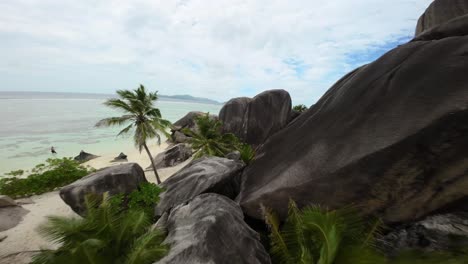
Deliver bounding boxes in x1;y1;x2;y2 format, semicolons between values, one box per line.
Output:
73;150;99;162
111;152;128;162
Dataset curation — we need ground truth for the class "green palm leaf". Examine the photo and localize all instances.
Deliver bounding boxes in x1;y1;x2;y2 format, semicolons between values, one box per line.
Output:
96;85;172;184
32;194;168;264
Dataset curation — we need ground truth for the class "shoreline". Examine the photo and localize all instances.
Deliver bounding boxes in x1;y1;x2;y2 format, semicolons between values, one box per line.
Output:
0;140;191;260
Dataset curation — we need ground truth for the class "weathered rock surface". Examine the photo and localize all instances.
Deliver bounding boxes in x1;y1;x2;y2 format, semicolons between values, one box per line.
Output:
156;194;271;264
0;206;29;232
237;15;468;223
172;111;204;131
60;163;147;215
288;109;302;122
73;150;99;162
171;131;189;143
380;213;468;256
219;89;292;146
219;97;252;138
0;195;17;207
415;0;468;36
225;150;241;161
155;157;244;216
111;152;127;162
146;144;192;170
14;197;34;205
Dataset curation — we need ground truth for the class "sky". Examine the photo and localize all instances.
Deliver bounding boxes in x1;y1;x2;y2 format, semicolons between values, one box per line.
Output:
0;0;432;105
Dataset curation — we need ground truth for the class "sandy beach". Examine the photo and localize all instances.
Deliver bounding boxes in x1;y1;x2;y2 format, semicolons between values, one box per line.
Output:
0;142;190;262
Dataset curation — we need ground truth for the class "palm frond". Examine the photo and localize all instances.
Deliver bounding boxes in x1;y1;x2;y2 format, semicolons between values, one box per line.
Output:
103;99;135;114
33;193;168;264
282;200;314;264
262;204;293;264
125;229;168;264
117;123;134;137
95;115;134;128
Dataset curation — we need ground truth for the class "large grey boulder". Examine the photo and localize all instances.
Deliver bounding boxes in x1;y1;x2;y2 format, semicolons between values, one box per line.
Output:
155;157;244;216
219;89;292;146
172;131;189;143
60;163;147;216
219;97;252;138
415;0;468;36
156;193;271;264
0;206;29;232
237;9;468;223
146;144;192;170
0;195;17;207
172;111;205;131
379;213;468;256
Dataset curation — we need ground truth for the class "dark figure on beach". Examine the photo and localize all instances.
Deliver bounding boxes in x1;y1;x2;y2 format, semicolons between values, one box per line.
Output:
51;146;57;154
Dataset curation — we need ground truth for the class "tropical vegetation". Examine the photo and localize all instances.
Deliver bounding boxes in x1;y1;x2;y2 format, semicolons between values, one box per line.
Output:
109;182;164;218
32;193;168;264
96;84;172;184
293;104;308;113
263;200;468;264
183;113;255;164
0;158;92;198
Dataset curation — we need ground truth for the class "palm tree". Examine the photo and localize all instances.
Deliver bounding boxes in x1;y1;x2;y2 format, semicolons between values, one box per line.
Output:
263;201;468;264
32;194;168;264
182;113;240;158
96;85;171;184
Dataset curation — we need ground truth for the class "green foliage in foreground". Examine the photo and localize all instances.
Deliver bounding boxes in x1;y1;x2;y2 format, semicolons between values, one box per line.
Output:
293;104;308;113
109;182;164;218
263;200;468;264
0;158;93;198
32;194;168;264
238;143;255;165
183;113;255;164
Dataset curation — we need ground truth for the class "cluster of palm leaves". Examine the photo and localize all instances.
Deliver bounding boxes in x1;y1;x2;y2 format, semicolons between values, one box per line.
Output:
182;113;255;163
263;200;468;264
96;85;172;184
32;194;168;264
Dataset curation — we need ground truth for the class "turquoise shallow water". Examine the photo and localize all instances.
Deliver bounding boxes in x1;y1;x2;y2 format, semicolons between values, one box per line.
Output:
0;92;221;175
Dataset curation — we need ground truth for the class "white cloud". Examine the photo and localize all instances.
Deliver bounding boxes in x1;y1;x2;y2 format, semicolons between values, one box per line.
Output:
0;0;432;104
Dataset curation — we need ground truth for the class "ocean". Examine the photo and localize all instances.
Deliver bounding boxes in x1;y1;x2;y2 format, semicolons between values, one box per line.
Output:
0;92;221;176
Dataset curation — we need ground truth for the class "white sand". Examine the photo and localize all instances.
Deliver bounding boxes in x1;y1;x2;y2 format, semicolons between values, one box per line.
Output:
0;142;190;261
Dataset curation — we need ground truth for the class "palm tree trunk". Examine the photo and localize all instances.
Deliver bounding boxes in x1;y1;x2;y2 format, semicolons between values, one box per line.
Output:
143;142;162;184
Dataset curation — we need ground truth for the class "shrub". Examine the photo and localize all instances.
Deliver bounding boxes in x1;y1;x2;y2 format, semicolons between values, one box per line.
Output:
0;158;93;198
263;200;468;264
4;169;25;177
239;143;255;164
32;194;168;264
184;113;256;163
110;182;164;218
292;104;308;113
